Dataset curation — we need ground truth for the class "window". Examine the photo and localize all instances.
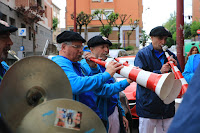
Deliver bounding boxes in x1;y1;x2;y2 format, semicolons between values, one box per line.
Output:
91;9;101;20
35;25;38;34
92;0;101;2
1;14;7;22
29;27;31;40
21;23;26;39
103;9;114;19
37;0;42;7
104;0;113;2
9;17;16;35
45;6;47;17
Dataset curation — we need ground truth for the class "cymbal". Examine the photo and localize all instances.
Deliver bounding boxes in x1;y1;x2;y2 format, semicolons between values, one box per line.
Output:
16;99;107;133
0;56;72;132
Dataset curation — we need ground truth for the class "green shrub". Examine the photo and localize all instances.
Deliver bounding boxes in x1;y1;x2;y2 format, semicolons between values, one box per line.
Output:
110;43;122;49
125;46;134;51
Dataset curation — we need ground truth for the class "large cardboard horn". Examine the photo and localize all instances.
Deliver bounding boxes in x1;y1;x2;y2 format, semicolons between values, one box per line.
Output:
90;58;175;100
163;79;182;104
163;47;188;97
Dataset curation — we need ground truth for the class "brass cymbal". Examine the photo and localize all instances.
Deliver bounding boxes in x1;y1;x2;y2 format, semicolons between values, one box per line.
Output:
0;56;72;132
16;99;106;133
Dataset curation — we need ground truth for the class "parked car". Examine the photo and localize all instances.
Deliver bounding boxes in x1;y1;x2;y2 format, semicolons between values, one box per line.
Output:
109;56;139;128
109;49;129;58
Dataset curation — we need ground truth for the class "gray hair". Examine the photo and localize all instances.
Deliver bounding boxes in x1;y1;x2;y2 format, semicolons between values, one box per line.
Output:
55;41;72;51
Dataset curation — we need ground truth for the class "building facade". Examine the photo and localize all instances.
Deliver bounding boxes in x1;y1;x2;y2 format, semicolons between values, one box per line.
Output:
66;0;143;48
192;0;200;21
0;0;53;63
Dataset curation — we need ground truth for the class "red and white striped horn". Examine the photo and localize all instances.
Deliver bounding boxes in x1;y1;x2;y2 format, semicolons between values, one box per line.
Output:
90;58;176;100
163;46;188;98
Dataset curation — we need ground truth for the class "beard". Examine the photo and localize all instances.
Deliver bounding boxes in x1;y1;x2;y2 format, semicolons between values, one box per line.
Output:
0;46;10;61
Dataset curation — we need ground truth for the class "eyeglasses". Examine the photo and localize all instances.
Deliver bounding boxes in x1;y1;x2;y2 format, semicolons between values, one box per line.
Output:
70;44;84;49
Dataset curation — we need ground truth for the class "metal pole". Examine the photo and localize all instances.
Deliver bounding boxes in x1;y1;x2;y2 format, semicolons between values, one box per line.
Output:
74;0;77;32
176;0;185;71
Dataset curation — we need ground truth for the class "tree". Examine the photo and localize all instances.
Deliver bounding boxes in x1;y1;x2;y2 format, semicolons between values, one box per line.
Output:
163;13;176;47
163;13;192;47
111;14;131;48
184;23;192;39
140;30;149;47
71;12;85;34
93;10;117;38
52;17;58;31
83;13;93;41
71;11;93;41
16;5;45;55
191;21;200;40
127;19;139;46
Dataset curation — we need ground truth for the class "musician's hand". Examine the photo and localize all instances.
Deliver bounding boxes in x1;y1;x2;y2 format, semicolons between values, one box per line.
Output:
84;52;97;68
105;61;123;77
123;116;129;132
169;55;178;66
126;79;133;84
160;63;171;73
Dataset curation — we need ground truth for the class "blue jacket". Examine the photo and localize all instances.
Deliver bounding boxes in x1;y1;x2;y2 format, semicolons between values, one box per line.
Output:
0;61;9;83
80;59;129;128
168;63;200;133
134;44;181;119
80;59;129;116
183;54;200;84
52;56;128;119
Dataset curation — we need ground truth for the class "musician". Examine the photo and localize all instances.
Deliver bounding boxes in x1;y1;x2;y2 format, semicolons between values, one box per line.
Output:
0;19;17;133
0;20;17;83
80;35;129;133
134;26;181;133
52;31;131;128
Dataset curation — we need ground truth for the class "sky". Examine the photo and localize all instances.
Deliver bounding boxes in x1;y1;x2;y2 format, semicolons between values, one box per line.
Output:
52;0;192;34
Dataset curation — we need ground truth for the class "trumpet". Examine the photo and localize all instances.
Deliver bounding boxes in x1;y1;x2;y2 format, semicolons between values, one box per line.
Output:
8;50;20;61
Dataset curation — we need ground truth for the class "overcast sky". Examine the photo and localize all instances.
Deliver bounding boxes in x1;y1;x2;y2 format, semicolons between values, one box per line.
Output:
52;0;192;34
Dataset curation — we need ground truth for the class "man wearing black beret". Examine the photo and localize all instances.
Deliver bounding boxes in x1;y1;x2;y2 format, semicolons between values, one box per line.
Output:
0;19;18;83
0;19;18;133
134;26;181;133
81;35;132;132
51;31;131;129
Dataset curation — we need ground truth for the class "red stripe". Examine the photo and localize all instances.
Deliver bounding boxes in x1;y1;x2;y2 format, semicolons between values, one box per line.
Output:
146;74;162;92
177;84;188;98
175;71;184;79
128;68;140;81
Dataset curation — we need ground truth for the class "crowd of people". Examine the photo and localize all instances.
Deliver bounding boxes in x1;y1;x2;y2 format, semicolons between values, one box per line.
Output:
0;14;200;133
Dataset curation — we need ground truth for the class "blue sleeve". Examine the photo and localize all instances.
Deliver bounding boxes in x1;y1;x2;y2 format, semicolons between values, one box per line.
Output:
182;56;194;84
54;59;112;95
94;79;130;97
81;60;130;97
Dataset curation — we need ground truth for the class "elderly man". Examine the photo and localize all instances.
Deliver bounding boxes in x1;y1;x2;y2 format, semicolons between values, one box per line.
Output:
134;26;181;133
0;19;18;133
81;35;129;133
52;31;132;127
0;19;17;83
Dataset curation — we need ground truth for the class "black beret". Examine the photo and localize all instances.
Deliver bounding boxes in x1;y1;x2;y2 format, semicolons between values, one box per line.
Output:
87;35;112;48
149;26;172;38
57;30;86;43
0;20;18;35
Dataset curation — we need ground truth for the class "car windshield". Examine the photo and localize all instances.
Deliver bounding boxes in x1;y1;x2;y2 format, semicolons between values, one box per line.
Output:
109;49;128;58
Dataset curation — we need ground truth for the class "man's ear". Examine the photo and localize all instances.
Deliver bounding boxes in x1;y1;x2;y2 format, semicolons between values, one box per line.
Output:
61;43;66;50
90;47;94;52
